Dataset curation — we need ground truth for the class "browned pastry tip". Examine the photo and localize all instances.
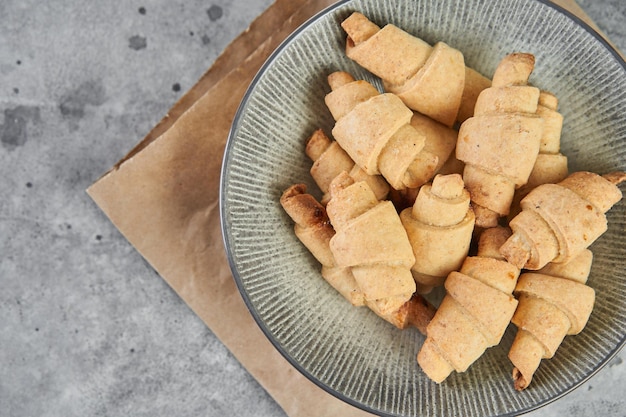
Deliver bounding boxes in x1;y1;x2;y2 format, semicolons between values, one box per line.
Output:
491;52;535;87
327;71;356;90
406;293;438;334
368;292;437;335
280;184;329;227
341;11;380;45
512;367;530;391
602;171;626;186
305;128;331;161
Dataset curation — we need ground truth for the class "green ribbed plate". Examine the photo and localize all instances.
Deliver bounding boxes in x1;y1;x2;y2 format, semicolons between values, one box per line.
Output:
220;0;626;415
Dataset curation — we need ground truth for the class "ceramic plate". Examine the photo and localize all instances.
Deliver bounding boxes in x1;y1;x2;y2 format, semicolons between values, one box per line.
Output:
221;0;626;415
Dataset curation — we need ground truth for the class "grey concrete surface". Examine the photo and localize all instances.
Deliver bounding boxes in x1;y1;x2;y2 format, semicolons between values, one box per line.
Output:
0;1;624;416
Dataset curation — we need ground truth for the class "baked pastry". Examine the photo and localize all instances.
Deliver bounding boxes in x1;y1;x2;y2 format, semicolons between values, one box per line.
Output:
400;173;475;293
369;293;437;333
280;182;436;332
408;112;459;187
500;171;626;270
417;227;520;383
509;249;595;390
384;112;461;211
325;71;441;190
280;183;365;306
457;52;544;228
326;172;417;316
306;128;390;204
341;12;490;126
509;90;569;218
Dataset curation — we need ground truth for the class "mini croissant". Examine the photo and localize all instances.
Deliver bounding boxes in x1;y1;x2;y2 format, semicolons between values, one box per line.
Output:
417;227;520;383
305;128;390;204
457;52;544;228
280;182;436;332
326;172;417;316
509;249;595;390
280;183;365;306
400;173;475;293
500;171;626;270
325;71;441;190
341;12;490;126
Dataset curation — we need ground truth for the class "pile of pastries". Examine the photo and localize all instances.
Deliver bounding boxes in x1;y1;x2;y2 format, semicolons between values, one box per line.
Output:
279;12;625;390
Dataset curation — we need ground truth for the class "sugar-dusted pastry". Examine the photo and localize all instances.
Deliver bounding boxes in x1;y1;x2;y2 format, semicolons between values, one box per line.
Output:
457;53;544;228
509;249;595;390
417;227;521;383
305;128;390;204
500;171;626;270
280;183;436;332
325;71;456;190
509;90;569;218
326;172;417;316
400;174;475;293
341;12;490;126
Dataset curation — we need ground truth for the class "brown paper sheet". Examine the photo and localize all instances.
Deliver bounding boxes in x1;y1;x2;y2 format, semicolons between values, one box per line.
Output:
87;1;620;416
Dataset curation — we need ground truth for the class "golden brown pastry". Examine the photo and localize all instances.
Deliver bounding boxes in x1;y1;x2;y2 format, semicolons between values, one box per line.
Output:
305;128;390;204
325;71;442;190
500;171;626;270
384;113;460;211
509;90;569;219
280;183;365;306
409;112;459;186
457;53;544;228
458;67;493;124
417;227;521;383
400;174;475;293
509;249;595;390
326;172;417;316
341;12;490;126
280;183;436;332
369;293;437;333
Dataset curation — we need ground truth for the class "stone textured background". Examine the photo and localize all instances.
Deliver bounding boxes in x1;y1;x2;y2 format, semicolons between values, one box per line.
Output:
1;0;624;416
